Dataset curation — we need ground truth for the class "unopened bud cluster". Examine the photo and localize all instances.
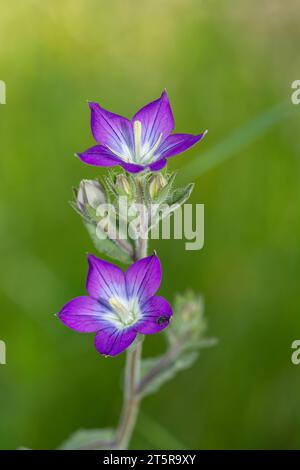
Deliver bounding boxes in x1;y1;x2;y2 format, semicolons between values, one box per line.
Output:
166;291;206;345
71;171;194;265
76;179;106;217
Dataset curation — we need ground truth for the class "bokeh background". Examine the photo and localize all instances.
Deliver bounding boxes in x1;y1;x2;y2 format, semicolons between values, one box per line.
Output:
0;0;300;450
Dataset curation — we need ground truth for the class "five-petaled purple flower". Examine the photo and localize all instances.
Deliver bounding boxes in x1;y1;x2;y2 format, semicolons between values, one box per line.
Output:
58;254;172;356
77;90;206;173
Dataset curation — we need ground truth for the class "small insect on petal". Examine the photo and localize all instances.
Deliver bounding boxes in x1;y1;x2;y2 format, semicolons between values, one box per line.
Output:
156;315;170;325
57;253;172;356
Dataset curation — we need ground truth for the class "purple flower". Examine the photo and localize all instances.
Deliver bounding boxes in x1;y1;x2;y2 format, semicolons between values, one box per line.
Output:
77;90;206;173
57;254;172;356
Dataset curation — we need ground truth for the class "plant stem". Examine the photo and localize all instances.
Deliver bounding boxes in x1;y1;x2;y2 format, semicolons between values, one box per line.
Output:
114;175;148;449
114;236;134;258
114;340;143;449
81;175;149;451
114;239;147;448
136;340;183;397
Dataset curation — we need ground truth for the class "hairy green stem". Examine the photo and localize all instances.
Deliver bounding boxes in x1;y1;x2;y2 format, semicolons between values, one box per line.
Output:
114;340;143;449
114;175;148;449
80;175;149;451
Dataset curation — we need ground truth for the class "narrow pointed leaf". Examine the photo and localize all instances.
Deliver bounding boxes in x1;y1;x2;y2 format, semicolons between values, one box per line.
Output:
59;428;115;450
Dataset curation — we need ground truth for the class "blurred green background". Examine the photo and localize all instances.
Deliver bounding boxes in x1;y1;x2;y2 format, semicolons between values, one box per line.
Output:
0;0;300;450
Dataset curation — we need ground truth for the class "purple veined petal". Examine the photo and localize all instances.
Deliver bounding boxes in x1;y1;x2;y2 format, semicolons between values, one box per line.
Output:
57;296;110;333
132;90;174;149
137;296;172;334
159;132;206;159
88;102;134;158
148;158;167;172
125;254;162;302
94;324;137;356
121;161;145;173
86;254;126;302
77;145;122;167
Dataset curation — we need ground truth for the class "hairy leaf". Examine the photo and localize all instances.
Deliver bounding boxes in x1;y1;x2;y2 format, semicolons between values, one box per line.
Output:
59;428;115;450
85;221;132;264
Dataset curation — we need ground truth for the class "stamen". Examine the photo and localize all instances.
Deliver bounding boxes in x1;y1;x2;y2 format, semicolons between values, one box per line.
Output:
133;120;142;159
107;145;130;162
109;297;136;326
140;132;163;163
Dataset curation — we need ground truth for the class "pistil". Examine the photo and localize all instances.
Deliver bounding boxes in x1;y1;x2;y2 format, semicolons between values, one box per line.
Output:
133;120;142;160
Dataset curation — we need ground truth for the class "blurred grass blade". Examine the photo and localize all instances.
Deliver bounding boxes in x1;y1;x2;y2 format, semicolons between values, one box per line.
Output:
181;100;292;182
137;412;187;450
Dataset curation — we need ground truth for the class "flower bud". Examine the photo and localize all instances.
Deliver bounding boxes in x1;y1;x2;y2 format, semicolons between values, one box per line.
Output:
166;291;206;345
77;179;106;213
115;174;132;196
149;173;167;199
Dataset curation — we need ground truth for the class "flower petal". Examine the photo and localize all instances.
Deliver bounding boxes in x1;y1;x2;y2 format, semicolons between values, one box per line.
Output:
88;102;134;158
148;158;167;172
137;296;172;334
125;254;162;302
77;145;121;167
132;90;174;149
57;296;109;333
121;161;145;173
159;132;206;158
94;325;137;356
86;254;126;302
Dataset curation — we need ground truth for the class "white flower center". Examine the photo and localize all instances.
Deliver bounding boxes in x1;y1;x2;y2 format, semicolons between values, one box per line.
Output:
133;120;163;164
108;297;140;328
108;120;163;164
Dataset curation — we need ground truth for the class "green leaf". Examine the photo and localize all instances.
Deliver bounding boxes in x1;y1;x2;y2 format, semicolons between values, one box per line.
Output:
138;413;187;450
85;221;132;264
167;183;194;208
148;183;194;232
59;428;115;450
148;183;194;231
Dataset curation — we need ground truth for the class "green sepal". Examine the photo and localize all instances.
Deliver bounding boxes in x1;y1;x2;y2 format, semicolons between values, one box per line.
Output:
148;182;194;232
152;171;177;204
166;182;194;208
